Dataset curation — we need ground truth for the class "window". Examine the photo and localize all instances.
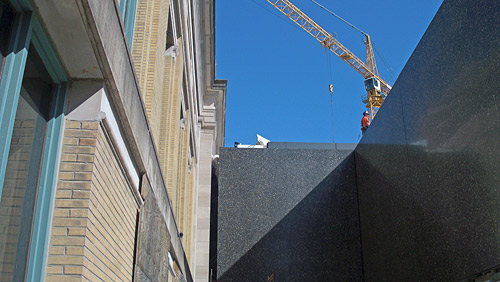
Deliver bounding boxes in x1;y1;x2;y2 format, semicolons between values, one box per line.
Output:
0;44;54;281
188;135;194;173
119;0;138;48
182;74;189;111
166;13;175;50
0;2;68;279
0;0;15;80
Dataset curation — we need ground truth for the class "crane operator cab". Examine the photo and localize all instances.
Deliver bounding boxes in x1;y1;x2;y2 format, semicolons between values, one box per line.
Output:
364;77;381;92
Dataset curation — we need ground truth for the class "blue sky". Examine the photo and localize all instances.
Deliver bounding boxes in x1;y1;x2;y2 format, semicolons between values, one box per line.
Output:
216;0;443;146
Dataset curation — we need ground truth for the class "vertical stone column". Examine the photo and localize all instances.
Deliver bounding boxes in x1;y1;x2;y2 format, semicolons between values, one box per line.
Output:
193;129;215;282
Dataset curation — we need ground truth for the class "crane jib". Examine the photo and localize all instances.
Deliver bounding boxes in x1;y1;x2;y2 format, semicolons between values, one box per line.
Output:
267;0;392;119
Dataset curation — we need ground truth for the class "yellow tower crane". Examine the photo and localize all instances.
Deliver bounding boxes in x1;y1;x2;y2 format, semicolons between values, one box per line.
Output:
267;0;392;121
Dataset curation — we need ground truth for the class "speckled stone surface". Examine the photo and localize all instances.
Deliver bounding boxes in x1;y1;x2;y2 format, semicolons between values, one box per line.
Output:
216;1;500;281
356;0;500;281
216;148;361;281
267;142;357;150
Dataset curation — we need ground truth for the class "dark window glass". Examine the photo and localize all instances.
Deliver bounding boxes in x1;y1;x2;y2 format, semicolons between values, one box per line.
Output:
166;13;175;50
0;44;53;281
0;0;15;79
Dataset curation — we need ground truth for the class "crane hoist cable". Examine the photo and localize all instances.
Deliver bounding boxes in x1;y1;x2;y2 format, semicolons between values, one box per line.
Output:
330;90;335;143
311;0;396;85
267;0;392;122
373;44;396;84
325;48;335;143
310;0;367;35
247;0;299;29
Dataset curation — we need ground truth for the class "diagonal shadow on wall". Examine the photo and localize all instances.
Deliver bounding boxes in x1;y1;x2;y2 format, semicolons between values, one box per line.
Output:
217;154;363;282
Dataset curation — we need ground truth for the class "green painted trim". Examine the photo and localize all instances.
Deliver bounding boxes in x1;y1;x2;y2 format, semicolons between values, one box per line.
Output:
8;0;32;12
124;0;137;48
10;0;67;82
26;82;68;282
1;0;69;279
13;91;48;281
0;11;32;201
119;0;127;19
30;15;68;82
24;10;69;281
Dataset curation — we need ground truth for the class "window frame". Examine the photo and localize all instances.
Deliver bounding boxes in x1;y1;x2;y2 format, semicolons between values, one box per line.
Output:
0;0;68;280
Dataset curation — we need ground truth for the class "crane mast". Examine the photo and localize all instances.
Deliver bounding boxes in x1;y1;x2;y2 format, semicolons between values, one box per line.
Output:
267;0;392;120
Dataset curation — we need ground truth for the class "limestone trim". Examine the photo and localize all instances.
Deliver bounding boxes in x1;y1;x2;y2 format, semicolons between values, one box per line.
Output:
66;87;142;205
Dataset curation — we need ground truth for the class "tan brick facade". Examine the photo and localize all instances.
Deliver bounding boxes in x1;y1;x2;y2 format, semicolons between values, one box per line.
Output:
159;40;185;209
132;0;170;146
0;0;224;280
132;0;197;264
176;112;196;260
46;121;139;282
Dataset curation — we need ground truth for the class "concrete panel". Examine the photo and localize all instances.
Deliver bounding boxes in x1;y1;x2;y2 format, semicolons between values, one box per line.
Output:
33;0;101;78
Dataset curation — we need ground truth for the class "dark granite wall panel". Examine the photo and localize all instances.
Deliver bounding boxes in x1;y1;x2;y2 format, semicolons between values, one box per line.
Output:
216;2;500;281
356;0;500;281
216;148;361;281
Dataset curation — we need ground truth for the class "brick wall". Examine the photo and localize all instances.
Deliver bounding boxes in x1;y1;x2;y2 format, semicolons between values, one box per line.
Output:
176;112;195;261
158;39;184;178
46;120;140;281
132;0;170;144
133;0;191;222
161;40;185;216
132;0;196;268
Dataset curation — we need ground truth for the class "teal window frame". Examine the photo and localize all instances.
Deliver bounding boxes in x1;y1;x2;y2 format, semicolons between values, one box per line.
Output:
119;0;137;48
0;0;68;280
